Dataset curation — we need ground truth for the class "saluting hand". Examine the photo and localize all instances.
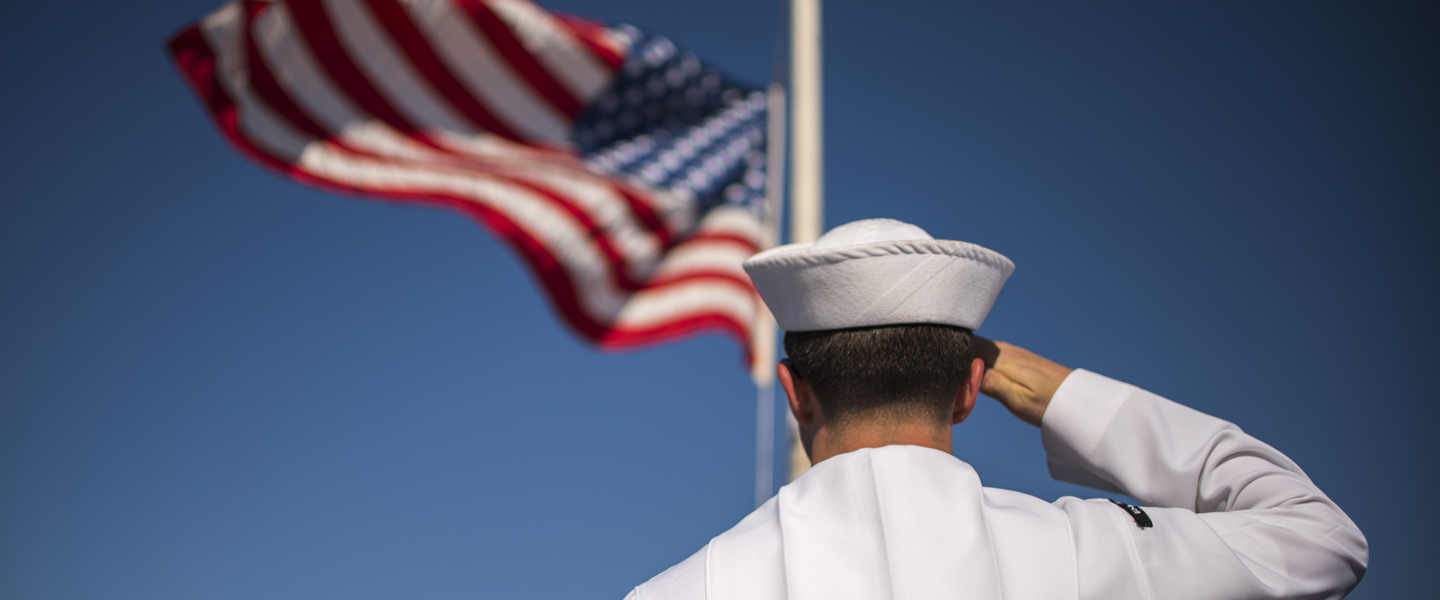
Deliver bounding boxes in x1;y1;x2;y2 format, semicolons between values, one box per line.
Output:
974;338;1074;427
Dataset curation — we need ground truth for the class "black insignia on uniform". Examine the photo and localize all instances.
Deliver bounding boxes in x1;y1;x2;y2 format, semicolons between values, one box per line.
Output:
1108;499;1153;529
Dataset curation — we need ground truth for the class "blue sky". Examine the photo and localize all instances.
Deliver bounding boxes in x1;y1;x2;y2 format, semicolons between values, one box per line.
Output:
1;1;1436;598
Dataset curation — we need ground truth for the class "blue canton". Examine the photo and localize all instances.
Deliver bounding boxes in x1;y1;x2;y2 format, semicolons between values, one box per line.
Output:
573;25;769;217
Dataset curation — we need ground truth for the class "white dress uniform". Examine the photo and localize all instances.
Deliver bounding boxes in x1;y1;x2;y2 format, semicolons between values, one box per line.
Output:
626;369;1368;600
628;218;1367;599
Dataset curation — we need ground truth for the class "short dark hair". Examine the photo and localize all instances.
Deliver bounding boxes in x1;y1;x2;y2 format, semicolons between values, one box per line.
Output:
783;324;976;428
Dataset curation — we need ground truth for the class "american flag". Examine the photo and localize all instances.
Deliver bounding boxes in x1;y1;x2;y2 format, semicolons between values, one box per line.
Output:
167;0;772;361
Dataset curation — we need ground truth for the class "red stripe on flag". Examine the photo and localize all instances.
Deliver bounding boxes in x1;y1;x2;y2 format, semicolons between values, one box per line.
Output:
240;4;341;144
167;8;758;366
241;2;660;270
455;0;585;119
554;13;625;71
231;19;663;293
598;313;751;360
612;183;676;248
683;232;762;254
171;25;752;353
244;0;696;278
360;0;527;142
646;271;755;292
498;178;646;291
168;23;319;184
285;0;516;145
320;176;753;353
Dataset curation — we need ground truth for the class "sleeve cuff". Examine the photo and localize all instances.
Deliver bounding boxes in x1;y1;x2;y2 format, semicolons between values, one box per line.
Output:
1041;369;1136;473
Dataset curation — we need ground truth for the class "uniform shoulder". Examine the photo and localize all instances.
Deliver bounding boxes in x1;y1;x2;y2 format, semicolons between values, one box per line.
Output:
630;544;707;600
981;485;1067;512
634;498;785;600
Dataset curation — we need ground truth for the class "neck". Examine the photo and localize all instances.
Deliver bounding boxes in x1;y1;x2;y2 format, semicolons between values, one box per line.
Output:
806;420;952;465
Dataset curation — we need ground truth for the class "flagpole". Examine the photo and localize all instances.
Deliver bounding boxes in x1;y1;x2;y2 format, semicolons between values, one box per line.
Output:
752;328;777;507
752;82;787;506
786;0;823;481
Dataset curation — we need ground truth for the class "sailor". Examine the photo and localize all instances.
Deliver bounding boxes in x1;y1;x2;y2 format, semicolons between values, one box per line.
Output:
626;218;1368;600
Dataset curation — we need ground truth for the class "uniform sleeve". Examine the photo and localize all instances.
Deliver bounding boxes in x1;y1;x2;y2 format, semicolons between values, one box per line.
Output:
1042;369;1368;600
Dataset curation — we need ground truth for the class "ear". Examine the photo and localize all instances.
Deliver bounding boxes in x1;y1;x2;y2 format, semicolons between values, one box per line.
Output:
951;357;985;425
778;361;817;426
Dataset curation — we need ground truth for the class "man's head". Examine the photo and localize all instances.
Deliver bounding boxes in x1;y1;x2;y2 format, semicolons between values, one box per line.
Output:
782;324;977;429
743;218;1013;462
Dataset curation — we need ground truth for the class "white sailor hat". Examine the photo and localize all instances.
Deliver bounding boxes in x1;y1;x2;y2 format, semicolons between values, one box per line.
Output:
742;218;1015;332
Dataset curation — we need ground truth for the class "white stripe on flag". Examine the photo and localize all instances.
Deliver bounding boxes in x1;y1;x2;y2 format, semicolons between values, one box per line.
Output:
651;242;755;280
249;2;671;277
322;0;481;137
500;166;665;278
486;0;613;102
399;0;571;142
254;2;565;165
695;204;766;244
613;279;755;330
298;146;647;322
202;4;313;162
253;4;440;161
207;7;623;320
195;0;758;342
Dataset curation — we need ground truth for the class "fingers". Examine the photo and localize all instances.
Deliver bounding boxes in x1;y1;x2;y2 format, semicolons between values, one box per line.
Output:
974;338;1068;428
982;368;1042;427
975;336;1012;399
974;336;1001;371
980;369;1015;402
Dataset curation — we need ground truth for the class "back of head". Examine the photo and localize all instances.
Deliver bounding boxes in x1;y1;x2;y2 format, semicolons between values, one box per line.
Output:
745;217;1011;430
784;324;976;429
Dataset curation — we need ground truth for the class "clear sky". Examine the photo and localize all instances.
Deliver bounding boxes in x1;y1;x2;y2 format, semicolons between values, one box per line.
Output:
1;1;1436;598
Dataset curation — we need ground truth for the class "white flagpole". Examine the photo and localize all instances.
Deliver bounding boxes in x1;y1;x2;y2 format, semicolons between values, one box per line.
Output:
751;81;787;507
752;324;777;507
786;0;823;481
